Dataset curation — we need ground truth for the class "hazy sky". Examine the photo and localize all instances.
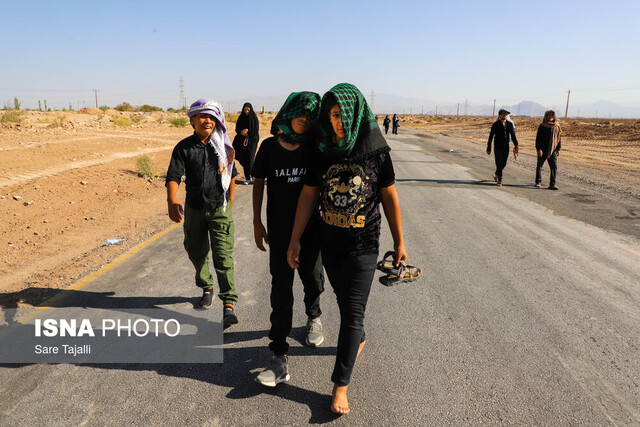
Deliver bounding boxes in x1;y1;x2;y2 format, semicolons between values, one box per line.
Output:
2;0;639;111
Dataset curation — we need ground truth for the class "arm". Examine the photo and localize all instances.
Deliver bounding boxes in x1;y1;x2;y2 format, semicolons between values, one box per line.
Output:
510;123;519;148
252;177;268;251
167;181;184;223
228;178;236;208
487;124;495;154
535;126;544;157
556;132;562;154
380;184;407;266
287;185;319;269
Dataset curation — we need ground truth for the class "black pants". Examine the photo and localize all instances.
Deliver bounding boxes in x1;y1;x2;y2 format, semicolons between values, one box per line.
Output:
535;151;558;186
234;141;257;180
268;236;324;356
384;125;389;134
392;125;398;134
494;148;509;181
322;249;377;386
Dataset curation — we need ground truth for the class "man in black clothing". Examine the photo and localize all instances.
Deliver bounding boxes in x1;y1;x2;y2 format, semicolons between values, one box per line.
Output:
487;109;519;186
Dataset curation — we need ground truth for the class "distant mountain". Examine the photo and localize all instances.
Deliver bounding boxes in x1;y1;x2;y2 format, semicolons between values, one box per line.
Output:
245;93;640;119
571;100;640;119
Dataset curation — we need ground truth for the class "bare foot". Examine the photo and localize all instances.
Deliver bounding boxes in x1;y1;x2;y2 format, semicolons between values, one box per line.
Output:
331;384;350;414
357;340;366;360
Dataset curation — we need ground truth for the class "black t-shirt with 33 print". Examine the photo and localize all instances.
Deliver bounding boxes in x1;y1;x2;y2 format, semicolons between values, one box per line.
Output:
305;150;395;255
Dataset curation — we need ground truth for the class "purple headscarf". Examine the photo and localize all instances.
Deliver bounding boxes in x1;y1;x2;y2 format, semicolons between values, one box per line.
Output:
188;99;235;207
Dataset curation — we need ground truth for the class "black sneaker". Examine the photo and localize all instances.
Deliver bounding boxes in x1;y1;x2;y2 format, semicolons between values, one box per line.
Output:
535;182;541;188
548;185;559;190
223;304;238;328
199;288;213;309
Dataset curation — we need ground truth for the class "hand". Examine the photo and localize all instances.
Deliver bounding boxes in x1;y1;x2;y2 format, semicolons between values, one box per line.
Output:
556;150;560;156
241;129;248;137
287;240;301;269
486;149;491;155
538;150;543;158
168;202;184;223
253;223;269;251
514;146;519;154
393;242;408;267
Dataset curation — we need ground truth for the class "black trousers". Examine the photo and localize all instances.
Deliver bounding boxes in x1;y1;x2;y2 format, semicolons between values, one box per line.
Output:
322;249;377;386
494;148;509;181
268;236;324;356
383;125;389;134
535;151;558;186
234;141;257;180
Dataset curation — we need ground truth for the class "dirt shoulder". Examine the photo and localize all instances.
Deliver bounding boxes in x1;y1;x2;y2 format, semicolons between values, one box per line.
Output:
0;109;274;308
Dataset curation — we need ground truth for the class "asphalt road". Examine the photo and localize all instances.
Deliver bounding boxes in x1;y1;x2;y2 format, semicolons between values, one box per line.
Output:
1;131;639;426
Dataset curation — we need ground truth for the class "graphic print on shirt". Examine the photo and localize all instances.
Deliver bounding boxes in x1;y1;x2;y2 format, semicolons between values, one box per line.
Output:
321;163;367;228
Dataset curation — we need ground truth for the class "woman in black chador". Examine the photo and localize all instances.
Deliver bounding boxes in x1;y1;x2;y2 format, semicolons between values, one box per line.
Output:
233;102;260;184
383;115;390;134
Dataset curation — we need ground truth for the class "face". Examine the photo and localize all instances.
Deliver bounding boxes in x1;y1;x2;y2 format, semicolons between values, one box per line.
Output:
290;114;310;135
190;113;216;140
546;112;555;122
329;104;345;142
243;106;251;115
499;113;508;120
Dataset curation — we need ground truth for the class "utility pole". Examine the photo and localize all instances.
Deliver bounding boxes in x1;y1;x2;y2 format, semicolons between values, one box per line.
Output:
370;90;375;113
492;99;496;116
435;105;438;116
564;89;571;118
179;77;186;109
456;103;460;116
421;105;424;115
95;90;99;108
464;98;468;116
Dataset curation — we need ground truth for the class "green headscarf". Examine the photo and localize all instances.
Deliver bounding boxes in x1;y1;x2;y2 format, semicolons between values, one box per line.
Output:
270;91;321;144
318;83;388;159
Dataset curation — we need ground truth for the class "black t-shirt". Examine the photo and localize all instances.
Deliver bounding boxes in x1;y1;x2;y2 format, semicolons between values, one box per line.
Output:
305;150;395;255
165;133;238;210
252;136;321;244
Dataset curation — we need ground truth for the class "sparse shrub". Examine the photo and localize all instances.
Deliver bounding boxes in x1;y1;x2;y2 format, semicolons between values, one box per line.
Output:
137;104;163;112
114;102;135;112
170;117;188;127
0;110;24;123
131;113;145;124
136;155;156;180
99;105;109;111
113;116;132;126
226;113;238;124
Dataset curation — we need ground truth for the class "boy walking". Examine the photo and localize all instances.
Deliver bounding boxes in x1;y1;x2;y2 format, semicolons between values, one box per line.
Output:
166;99;239;328
487;109;519;186
252;92;325;386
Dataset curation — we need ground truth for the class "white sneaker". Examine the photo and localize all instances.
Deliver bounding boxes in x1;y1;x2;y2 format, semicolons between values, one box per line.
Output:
256;356;290;387
305;317;324;347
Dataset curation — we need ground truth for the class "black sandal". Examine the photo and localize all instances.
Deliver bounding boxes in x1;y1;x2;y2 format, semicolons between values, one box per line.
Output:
379;260;422;287
376;251;396;274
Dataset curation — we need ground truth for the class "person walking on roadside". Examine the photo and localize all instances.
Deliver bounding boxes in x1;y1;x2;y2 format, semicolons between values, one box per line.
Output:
486;108;519;186
287;83;408;415
165;99;239;328
252;92;326;387
392;114;400;134
383;115;390;134
233;102;260;184
535;110;562;190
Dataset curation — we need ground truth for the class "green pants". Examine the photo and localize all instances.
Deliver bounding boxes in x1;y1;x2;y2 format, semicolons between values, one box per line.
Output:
183;204;237;304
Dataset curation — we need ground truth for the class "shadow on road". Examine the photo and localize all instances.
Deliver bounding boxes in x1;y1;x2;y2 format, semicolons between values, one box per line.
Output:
396;178;536;189
0;288;341;424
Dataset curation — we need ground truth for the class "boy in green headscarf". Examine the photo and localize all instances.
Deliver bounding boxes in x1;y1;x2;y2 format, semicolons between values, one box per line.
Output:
287;83;408;414
252;92;326;387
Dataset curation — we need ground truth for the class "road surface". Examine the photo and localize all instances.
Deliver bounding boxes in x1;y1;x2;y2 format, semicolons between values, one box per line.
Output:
1;130;639;426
